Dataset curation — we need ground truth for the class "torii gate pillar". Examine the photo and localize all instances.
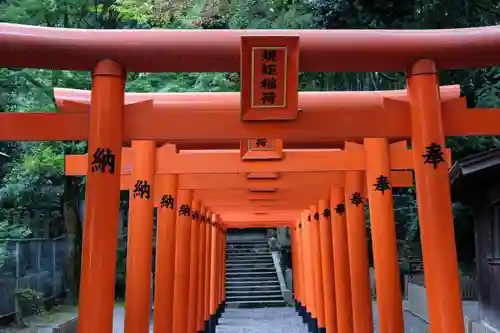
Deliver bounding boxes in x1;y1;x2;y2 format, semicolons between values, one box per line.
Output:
153;174;178;332
125;140;156;333
365;138;404;332
78;60;124;333
408;59;464;333
344;170;373;332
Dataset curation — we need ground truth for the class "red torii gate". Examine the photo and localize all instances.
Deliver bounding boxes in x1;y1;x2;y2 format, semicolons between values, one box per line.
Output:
2;23;500;333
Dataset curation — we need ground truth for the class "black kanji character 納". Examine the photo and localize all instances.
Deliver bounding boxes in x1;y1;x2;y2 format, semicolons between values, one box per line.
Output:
373;175;391;194
313;212;320;221
160;194;175;209
256;138;268;148
192;211;200;220
260;77;277;90
91;148;116;174
179;204;191;216
350;192;363;207
132;180;151;199
260;91;276;105
307;215;311;222
323;208;331;218
423;142;446;169
201;215;206;223
262;64;277;76
262;49;277;62
335;203;346;215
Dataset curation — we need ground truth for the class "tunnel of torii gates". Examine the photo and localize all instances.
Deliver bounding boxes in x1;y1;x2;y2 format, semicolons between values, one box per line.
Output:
3;25;500;333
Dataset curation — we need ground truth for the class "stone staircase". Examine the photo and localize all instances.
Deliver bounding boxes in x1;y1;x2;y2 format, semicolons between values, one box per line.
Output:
225;237;286;309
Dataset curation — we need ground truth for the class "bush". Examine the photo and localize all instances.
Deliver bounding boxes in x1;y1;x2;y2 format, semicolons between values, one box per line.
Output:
14;288;44;317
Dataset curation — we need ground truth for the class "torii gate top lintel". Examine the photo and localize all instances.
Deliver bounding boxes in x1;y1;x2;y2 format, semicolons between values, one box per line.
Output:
1;24;500;72
52;85;461;108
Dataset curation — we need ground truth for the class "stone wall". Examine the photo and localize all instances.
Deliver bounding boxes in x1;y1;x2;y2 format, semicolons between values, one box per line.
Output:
407;282;429;321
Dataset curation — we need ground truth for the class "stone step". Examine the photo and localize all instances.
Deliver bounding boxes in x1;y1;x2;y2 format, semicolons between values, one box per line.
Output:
226;267;275;273
226;295;283;303
226;272;277;278
228;273;276;280
227;271;276;277
226;262;275;269
226;282;279;288
226;243;268;247
226;289;282;297
226;251;272;255
226;286;279;292
226;268;276;279
226;258;273;264
226;240;268;245
227;243;269;248
227;243;268;247
227;262;274;268
226;278;279;285
218;317;304;325
224;299;287;309
226;249;271;254
226;256;274;264
221;307;300;316
226;277;277;282
226;284;280;292
226;254;271;259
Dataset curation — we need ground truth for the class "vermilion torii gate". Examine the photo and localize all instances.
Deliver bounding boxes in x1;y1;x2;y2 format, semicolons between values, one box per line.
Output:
62;136;447;333
2;24;500;333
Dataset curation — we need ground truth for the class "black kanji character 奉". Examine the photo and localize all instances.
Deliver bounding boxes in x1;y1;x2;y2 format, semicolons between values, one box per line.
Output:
350;192;363;207
298;222;302;228
373;175;391;194
201;215;206;223
192;211;200;220
260;77;277;90
260;91;276;105
313;212;320;221
335;203;346;215
179;204;191;216
423;142;446;169
262;64;277;75
323;208;331;218
307;215;311;222
262;49;277;62
91;148;116;174
132;180;151;199
160;194;175;209
256;138;268;148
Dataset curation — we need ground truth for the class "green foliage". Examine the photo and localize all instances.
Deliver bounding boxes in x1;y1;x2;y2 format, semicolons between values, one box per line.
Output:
14;288;44;316
0;222;32;271
0;222;32;240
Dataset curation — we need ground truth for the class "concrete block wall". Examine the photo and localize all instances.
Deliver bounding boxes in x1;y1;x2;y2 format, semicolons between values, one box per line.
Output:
407;283;430;322
469;321;500;333
276;227;290;247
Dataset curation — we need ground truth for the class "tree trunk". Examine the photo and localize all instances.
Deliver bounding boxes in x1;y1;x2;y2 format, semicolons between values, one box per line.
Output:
62;176;83;304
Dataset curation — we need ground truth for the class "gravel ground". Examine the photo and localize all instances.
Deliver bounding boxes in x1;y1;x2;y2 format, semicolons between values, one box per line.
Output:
216;307;308;333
